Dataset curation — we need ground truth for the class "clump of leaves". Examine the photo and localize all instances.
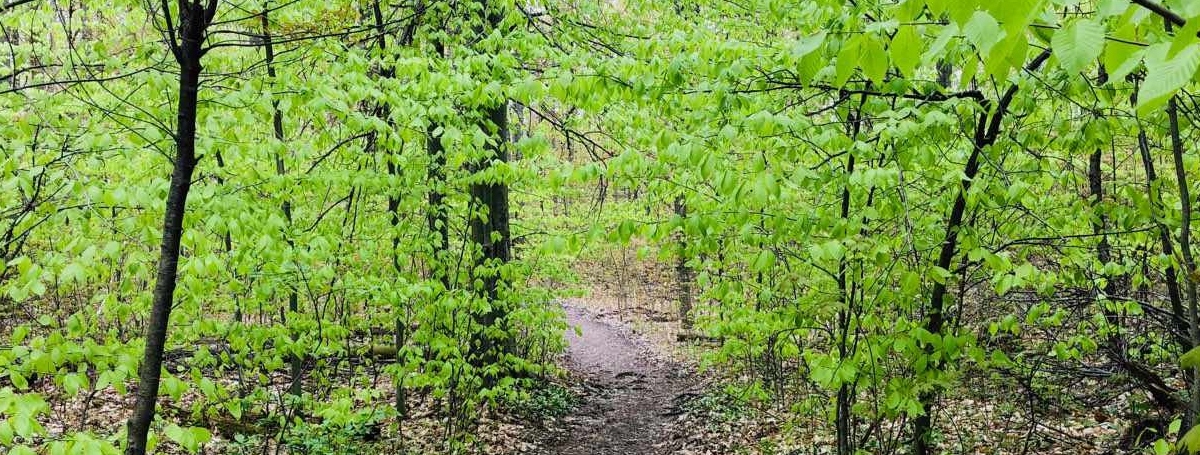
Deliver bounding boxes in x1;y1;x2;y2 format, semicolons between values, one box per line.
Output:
280;413;384;455
683;390;750;425
501;381;577;421
225;433;264;455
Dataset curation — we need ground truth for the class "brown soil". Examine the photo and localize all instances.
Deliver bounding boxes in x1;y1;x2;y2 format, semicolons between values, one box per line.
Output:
535;304;698;455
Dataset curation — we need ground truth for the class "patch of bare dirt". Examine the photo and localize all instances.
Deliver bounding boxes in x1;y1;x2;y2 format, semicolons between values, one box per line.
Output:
529;304;701;455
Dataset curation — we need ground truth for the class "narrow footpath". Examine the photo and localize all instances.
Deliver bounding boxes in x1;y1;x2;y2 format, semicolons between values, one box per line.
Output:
538;304;697;455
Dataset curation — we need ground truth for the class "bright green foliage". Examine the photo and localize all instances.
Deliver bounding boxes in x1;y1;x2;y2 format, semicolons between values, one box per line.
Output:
531;0;1200;453
2;0;567;452
1053;18;1106;74
5;0;1200;453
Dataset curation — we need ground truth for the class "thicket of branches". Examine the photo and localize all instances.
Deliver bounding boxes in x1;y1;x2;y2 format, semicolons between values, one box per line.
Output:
5;0;1200;454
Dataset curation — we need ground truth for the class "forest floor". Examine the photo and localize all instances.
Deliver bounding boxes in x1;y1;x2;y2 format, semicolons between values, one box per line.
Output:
525;303;704;455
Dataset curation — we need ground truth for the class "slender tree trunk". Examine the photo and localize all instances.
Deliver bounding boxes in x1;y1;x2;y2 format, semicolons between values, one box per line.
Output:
1089;150;1113;288
1128;121;1192;417
1137;116;1188;349
673;196;694;331
1120;82;1190;415
374;10;406;419
260;5;302;397
913;106;988;455
368;0;420;418
426;122;451;289
125;2;215;454
425;25;451;290
213;140;236;322
1084;81;1183;413
1090;67;1114;299
913;50;1050;455
836;99;865;455
1167;97;1200;429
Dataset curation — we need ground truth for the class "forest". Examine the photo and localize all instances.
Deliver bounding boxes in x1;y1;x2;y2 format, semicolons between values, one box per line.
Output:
5;0;1200;454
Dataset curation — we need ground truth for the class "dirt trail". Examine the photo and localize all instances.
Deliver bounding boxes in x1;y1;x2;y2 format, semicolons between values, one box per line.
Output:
540;304;696;455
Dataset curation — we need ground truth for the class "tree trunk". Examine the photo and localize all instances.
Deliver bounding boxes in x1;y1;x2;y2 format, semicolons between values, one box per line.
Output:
912;50;1050;455
469;99;512;330
260;4;302;398
1137;117;1188;349
426;120;451;289
466;0;513;376
913;106;988;455
1129;119;1191;414
1087;85;1183;413
125;2;215;454
673;196;693;331
424;20;451;289
1167;96;1200;429
368;0;420;418
836;99;865;455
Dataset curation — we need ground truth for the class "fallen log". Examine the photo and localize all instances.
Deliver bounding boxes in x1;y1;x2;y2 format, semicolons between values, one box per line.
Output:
675;330;722;343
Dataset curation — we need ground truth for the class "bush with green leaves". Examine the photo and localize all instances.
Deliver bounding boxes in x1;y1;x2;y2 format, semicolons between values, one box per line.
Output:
7;0;1200;454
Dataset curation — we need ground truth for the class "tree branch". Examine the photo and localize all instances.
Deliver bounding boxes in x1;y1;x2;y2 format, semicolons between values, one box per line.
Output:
1;0;36;11
1131;0;1186;27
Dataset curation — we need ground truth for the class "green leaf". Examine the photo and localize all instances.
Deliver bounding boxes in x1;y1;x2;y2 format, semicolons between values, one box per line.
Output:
820;240;845;261
0;420;12;445
10;325;29;344
791;31;826;59
1182;424;1200;453
1052;19;1105;75
1169;19;1200;58
922;23;958;66
861;36;889;84
228;400;243;420
751;250;776;273
1103;40;1143;83
162;375;187;401
63;372;88;396
835;36;861;87
164;424;212;453
60;262;87;284
947;0;977;26
985;32;1027;80
890;26;922;77
1182;345;1200;369
1098;0;1130;17
991;0;1041;26
1138;43;1200;114
929;266;952;285
964;11;1003;55
10;371;28;390
1167;0;1200;19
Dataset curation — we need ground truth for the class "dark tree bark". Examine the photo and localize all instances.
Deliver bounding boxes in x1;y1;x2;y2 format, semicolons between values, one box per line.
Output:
369;0;421;418
125;1;216;454
835;97;865;455
470;99;512;299
673;196;694;331
466;0;513;376
912;105;990;455
1089;67;1113;297
259;4;303;398
427;121;451;290
1132;121;1191;412
912;51;1050;455
1084;68;1184;414
1167;96;1200;429
423;12;451;290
